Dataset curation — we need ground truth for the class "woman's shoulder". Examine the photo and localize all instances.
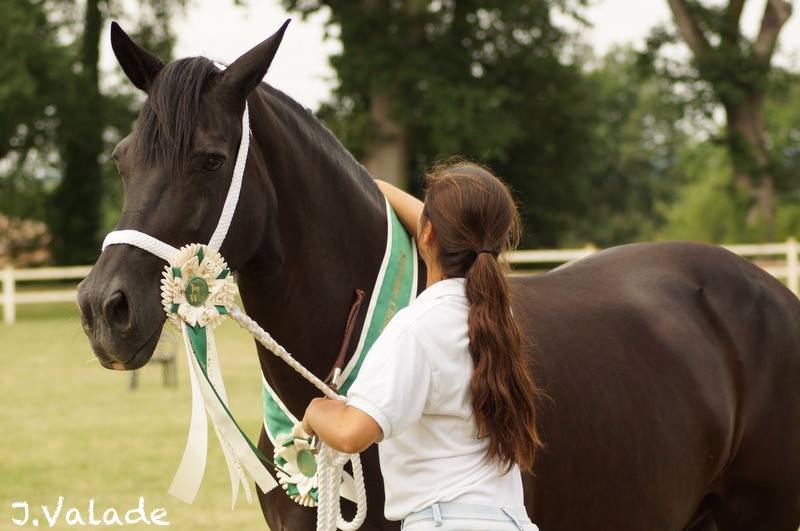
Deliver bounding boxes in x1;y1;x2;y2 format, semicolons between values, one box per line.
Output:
384;289;466;342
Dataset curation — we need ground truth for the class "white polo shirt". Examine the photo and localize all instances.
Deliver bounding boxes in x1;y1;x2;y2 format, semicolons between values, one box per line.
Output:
345;276;525;521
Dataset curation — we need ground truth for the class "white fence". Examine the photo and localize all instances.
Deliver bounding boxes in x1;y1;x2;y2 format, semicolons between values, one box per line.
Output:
2;237;798;325
2;265;92;324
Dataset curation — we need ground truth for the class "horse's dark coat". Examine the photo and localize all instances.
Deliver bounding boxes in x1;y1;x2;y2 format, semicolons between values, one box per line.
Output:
77;23;800;531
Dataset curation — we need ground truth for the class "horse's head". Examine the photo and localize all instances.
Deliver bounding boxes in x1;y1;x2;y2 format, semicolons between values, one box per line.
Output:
77;21;289;370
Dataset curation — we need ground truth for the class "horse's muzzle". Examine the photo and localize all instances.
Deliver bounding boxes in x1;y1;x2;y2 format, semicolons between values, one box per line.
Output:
77;270;163;370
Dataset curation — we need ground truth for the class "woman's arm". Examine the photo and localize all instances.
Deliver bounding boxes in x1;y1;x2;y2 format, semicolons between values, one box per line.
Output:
302;397;383;454
375;179;424;241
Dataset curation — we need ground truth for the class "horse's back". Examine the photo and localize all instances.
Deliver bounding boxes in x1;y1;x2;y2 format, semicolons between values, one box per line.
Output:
508;240;800;531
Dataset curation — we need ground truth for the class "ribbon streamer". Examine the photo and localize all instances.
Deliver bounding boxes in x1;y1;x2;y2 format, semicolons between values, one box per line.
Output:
170;322;278;506
160;244;279;507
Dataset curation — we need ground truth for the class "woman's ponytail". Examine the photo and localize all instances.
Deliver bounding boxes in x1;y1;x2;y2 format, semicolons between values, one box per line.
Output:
422;159;543;474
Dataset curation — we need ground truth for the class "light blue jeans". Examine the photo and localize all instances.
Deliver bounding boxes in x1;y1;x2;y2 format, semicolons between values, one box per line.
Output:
400;501;540;530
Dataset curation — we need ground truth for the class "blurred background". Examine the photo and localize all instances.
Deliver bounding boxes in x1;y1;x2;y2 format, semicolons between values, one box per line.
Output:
2;0;799;529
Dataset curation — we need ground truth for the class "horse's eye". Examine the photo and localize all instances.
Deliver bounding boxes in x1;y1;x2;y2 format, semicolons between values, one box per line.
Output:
202;156;223;172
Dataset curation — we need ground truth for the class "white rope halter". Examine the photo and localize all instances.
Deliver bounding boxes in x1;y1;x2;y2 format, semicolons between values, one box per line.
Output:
102;64;367;531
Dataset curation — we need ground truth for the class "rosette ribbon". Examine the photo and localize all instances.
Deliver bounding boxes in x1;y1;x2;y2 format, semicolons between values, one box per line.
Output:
161;243;279;507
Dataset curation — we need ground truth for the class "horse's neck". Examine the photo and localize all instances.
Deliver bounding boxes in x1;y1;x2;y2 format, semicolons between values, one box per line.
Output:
236;86;388;408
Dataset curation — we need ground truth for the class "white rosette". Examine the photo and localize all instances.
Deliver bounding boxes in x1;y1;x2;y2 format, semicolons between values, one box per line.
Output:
161;243;236;328
274;422;320;507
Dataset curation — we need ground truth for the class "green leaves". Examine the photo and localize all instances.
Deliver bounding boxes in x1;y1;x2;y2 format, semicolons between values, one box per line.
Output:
288;0;605;247
2;0;188;264
291;0;797;246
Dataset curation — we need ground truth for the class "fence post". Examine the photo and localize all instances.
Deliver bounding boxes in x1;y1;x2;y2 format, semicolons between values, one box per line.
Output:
787;237;799;297
3;265;15;325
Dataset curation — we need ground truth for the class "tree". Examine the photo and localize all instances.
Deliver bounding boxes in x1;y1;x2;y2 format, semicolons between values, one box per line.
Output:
637;60;800;245
48;0;106;265
285;1;634;248
283;1;588;189
1;0;186;264
563;47;692;247
657;0;792;239
0;0;70;220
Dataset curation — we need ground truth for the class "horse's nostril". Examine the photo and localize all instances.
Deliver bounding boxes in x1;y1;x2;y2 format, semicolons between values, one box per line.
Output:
103;290;131;332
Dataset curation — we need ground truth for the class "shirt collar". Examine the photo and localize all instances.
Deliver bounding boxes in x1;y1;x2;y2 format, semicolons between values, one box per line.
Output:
413;277;467;305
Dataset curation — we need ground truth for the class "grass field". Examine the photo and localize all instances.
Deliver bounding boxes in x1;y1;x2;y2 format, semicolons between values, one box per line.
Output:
1;303;269;530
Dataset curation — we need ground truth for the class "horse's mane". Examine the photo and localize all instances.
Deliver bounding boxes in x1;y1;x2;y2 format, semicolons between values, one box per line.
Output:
132;56;374;191
258;83;376;189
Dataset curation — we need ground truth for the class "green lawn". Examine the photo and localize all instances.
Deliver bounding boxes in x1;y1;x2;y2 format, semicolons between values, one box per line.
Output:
1;303;269;530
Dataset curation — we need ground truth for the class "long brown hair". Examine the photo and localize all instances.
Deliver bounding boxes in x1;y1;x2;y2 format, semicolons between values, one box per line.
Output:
421;159;543;474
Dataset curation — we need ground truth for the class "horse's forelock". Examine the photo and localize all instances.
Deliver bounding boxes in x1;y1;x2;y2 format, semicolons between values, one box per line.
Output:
133;56;221;175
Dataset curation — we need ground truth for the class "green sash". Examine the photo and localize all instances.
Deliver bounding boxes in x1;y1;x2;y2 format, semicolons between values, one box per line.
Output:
262;199;418;456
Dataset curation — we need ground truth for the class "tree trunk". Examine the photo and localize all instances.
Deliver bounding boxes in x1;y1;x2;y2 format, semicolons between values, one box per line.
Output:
665;0;790;241
363;94;408;187
724;93;775;238
49;0;105;264
358;0;419;188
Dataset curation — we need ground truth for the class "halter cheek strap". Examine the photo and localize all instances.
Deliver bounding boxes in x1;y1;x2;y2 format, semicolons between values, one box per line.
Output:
208;99;250;250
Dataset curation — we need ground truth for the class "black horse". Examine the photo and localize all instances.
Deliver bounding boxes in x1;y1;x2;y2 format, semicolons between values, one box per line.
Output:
77;21;800;531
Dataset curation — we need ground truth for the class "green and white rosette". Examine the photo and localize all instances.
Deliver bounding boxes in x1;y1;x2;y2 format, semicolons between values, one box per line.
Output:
274;423;320;506
161;244;279;508
161;244;235;330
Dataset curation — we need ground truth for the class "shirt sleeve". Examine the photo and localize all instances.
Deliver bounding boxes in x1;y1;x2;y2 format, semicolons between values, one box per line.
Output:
345;321;432;441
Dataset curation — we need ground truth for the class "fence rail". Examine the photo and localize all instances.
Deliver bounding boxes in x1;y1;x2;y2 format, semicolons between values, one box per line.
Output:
3;238;799;325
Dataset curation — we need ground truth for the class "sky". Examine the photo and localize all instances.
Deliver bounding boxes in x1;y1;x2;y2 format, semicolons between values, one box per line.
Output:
100;0;800;111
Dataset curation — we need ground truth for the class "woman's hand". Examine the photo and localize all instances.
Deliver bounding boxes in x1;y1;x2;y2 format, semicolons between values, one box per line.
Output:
301;397;327;437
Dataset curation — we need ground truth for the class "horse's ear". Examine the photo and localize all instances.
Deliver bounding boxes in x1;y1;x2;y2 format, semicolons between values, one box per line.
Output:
221;19;290;99
110;21;165;92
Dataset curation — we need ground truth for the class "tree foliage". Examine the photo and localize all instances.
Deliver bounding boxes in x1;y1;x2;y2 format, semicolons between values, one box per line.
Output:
565;47;692;247
284;1;625;247
0;0;69;220
6;0;799;261
658;66;800;243
0;0;185;264
284;1;697;248
647;0;793;239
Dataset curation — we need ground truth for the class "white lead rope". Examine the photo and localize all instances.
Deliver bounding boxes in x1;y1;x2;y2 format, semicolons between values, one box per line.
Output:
230;306;368;530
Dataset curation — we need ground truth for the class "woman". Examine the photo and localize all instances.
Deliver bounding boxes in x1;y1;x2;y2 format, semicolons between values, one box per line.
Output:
302;160;543;530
